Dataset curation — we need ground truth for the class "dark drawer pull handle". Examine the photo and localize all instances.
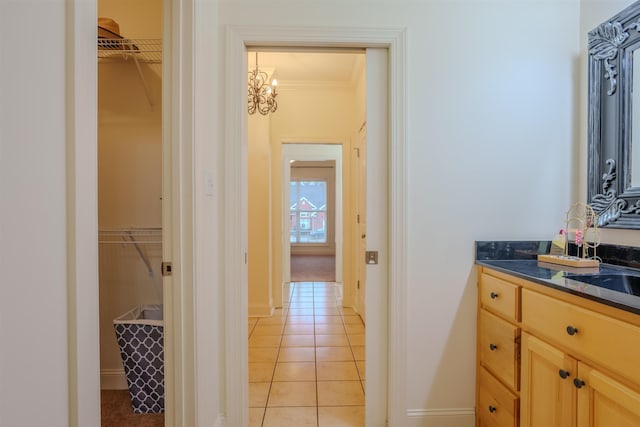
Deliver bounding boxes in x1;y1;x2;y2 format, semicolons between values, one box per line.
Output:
559;369;570;379
489;343;498;351
488;405;497;413
566;326;579;336
490;292;499;299
573;378;585;389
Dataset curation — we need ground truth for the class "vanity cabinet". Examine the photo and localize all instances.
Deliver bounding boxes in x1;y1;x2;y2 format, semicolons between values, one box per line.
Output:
477;267;640;427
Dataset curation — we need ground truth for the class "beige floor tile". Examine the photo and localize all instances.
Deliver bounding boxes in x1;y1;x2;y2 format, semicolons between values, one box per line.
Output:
314;315;343;324
249;347;279;363
345;324;366;335
317;381;364;406
284;324;315;335
288;302;314;308
313;307;340;315
315;324;345;335
318;406;365;427
348;334;365;346
249;407;265;427
281;334;315;347
267;381;317;407
356;360;365;380
290;289;313;302
273;362;316;381
342;315;364;325
287;315;314;324
278;347;316;362
316;346;354;362
316;361;360;381
313;302;333;308
315;334;349;347
289;299;314;306
249;362;275;382
313;292;335;297
253;325;285;336
291;289;313;300
249;382;270;407
262;407;318;427
248;335;281;347
287;308;315;316
257;316;287;326
351;346;365;361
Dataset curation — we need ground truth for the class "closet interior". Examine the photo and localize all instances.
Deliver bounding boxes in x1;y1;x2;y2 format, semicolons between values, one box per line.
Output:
97;0;164;424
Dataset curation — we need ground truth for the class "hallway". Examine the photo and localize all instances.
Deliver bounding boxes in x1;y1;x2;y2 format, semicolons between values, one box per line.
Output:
248;282;365;427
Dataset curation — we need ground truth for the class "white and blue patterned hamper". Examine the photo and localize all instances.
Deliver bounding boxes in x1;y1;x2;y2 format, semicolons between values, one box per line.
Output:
113;304;164;413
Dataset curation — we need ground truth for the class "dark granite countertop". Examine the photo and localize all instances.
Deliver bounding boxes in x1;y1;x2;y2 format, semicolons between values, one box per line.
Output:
476;241;640;315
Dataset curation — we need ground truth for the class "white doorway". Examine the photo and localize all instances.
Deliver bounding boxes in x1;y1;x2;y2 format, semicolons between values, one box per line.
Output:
282;144;344;286
226;27;407;427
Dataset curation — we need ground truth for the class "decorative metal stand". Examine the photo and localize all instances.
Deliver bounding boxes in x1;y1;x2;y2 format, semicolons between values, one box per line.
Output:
538;202;601;268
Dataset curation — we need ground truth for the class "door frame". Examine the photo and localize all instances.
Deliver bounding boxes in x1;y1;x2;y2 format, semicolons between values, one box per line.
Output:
224;25;408;426
282;143;344;288
66;0;191;424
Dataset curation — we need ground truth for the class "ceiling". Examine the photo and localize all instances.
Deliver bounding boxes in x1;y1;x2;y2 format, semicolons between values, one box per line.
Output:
248;51;365;85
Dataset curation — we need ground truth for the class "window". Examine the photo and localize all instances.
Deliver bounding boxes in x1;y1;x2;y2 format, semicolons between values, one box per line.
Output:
290;180;327;243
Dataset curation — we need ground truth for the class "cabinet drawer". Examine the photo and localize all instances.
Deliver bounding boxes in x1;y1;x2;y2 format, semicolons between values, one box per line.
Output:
478;366;519;427
479;309;520;391
480;273;519;321
522;288;640;385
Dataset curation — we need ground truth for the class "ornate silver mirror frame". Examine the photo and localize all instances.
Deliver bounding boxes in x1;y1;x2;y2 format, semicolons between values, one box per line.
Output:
588;1;640;228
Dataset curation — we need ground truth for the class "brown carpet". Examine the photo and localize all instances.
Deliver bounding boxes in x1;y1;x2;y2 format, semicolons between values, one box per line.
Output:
101;390;164;427
290;255;336;282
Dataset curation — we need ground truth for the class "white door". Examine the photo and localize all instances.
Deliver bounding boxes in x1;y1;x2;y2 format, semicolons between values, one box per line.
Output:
364;47;389;427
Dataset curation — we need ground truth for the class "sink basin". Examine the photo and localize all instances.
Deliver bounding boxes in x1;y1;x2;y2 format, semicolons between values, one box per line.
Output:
565;274;640;297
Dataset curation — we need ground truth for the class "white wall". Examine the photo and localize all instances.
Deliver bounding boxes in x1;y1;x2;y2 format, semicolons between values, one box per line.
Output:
0;0;71;426
248;114;273;315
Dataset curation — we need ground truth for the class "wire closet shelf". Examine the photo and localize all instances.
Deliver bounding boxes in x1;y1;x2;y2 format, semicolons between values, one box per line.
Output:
98;38;162;64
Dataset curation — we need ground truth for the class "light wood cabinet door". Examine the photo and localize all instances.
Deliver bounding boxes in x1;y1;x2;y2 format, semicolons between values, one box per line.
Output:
520;333;576;427
576;362;640;427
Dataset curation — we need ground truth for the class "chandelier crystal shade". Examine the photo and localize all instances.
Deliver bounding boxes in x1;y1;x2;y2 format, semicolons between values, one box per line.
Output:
248;52;278;115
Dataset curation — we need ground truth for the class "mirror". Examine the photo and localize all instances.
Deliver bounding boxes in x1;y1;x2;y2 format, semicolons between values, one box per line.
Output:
588;1;640;228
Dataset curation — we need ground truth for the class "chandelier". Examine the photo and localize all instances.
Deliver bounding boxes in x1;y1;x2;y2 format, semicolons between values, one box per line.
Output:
248;52;278;115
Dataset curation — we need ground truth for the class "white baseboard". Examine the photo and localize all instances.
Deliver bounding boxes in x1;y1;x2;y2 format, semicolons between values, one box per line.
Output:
406;408;475;427
100;368;128;390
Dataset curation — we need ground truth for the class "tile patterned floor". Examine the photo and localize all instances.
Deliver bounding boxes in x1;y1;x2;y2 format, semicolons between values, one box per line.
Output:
248;282;365;427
